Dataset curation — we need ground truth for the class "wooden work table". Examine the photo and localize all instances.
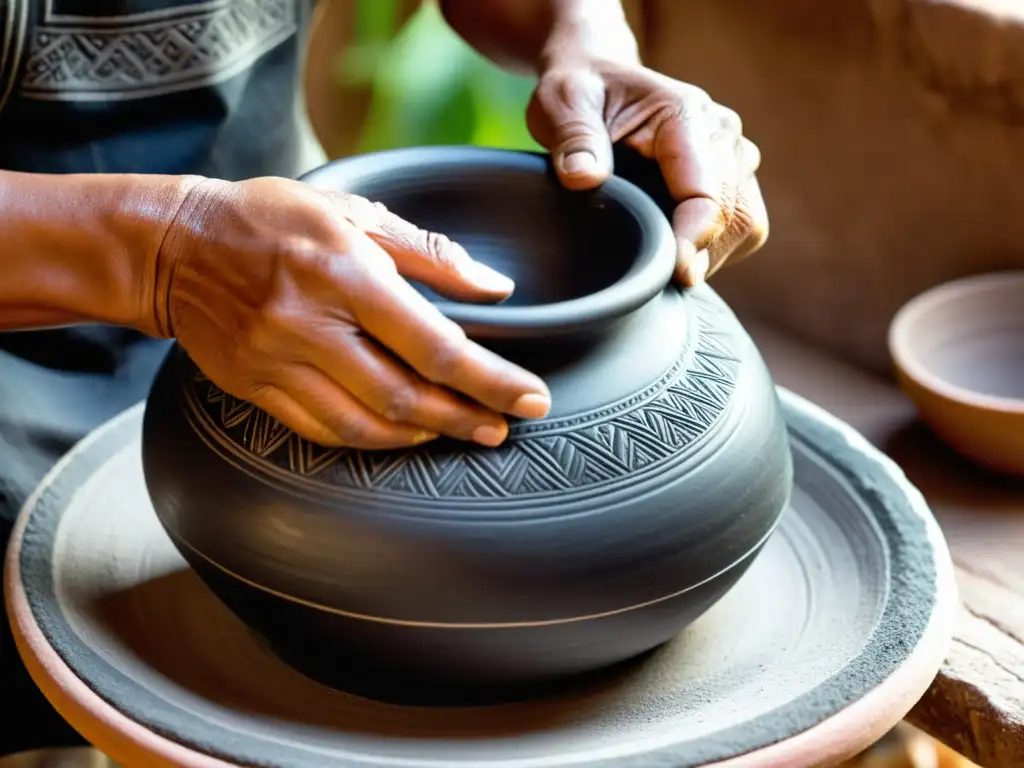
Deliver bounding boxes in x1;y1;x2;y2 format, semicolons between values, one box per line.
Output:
746;322;1024;768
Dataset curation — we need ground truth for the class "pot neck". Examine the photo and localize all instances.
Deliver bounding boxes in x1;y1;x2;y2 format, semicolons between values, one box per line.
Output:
471;290;685;383
471;316;629;367
433;242;676;350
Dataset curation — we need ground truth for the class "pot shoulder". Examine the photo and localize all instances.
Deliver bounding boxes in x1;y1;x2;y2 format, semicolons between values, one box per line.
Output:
149;286;780;509
141;285;793;622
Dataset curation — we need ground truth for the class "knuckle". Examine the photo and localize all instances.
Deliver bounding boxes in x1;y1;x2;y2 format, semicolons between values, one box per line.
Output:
237;287;306;361
717;106;743;135
424;230;458;268
717;178;739;214
246;381;274;407
321;411;365;446
334;193;388;229
421;333;468;384
650;97;688;129
381;384;420;423
535;75;566;108
539;69;605;113
280;234;334;274
370;200;391;218
241;315;284;358
279;235;366;288
554;118;605;145
679;86;711;115
728;201;760;243
337;192;370;214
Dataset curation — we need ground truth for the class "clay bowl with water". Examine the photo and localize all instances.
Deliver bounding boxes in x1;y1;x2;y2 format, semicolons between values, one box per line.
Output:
141;146;794;704
889;271;1024;475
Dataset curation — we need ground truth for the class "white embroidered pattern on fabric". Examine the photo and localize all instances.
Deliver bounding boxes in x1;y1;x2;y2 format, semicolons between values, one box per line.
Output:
19;0;297;101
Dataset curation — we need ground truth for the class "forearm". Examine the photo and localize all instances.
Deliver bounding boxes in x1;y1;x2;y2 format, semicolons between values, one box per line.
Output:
438;0;639;73
0;171;193;335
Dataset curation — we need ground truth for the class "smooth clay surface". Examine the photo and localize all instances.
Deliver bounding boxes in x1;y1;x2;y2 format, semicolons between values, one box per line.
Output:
889;271;1024;475
8;390;956;768
142;147;793;694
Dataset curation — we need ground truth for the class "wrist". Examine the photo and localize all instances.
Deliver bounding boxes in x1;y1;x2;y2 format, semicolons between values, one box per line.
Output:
90;172;205;336
147;175;224;339
538;4;640;72
0;171;202;334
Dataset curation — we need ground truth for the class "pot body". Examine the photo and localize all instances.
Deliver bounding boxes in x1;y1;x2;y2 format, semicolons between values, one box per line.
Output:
142;281;793;700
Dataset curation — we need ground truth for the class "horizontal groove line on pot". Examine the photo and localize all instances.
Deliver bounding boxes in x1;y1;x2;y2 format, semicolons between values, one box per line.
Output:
173;369;748;522
164;518;783;629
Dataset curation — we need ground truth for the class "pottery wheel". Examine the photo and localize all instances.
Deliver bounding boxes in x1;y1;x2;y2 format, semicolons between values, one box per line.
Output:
5;389;957;768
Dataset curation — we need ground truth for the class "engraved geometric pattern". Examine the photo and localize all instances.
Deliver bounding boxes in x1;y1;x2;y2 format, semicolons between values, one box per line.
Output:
20;0;297;100
185;293;742;500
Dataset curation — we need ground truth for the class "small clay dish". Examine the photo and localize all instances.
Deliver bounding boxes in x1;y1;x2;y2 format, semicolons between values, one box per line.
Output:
888;271;1024;475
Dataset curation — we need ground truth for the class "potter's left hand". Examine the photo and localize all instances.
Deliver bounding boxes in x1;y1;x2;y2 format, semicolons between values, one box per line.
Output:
527;60;769;286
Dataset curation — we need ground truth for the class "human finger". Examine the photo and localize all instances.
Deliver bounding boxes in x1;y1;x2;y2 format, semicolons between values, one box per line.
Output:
342;229;552;420
332;193;515;303
258;363;441;450
526;69;614;190
307;330;512;447
705;173;769;279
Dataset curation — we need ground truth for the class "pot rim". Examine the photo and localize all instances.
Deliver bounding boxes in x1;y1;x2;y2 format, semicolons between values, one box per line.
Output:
300;145;678;339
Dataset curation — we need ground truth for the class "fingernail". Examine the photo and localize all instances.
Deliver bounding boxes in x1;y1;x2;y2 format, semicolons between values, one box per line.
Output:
463;260;515;294
411;431;439;445
563;151;599;176
472;423;508;447
511;393;551;420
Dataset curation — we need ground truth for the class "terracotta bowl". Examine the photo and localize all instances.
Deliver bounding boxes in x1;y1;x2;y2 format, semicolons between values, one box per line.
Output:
888;271;1024;475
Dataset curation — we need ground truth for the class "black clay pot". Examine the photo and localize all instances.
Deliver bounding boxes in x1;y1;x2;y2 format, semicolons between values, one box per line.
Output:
141;146;794;704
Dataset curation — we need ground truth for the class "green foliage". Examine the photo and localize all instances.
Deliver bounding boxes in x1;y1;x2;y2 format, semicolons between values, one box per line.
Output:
338;1;542;153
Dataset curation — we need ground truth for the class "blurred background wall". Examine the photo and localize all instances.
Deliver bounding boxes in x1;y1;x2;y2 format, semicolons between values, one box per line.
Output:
304;0;1024;376
304;0;541;160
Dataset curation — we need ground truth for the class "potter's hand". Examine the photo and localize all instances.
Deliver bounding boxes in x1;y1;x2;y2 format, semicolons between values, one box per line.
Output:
154;177;551;449
527;61;769;286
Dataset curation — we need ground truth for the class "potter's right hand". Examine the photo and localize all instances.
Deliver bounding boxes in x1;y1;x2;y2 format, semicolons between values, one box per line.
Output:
152;176;552;449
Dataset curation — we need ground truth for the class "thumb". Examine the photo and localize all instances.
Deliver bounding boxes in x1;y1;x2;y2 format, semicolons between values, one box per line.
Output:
528;71;613;191
332;193;515;303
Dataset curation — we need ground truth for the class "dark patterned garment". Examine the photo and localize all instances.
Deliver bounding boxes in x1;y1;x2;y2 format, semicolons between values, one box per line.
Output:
0;0;321;754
